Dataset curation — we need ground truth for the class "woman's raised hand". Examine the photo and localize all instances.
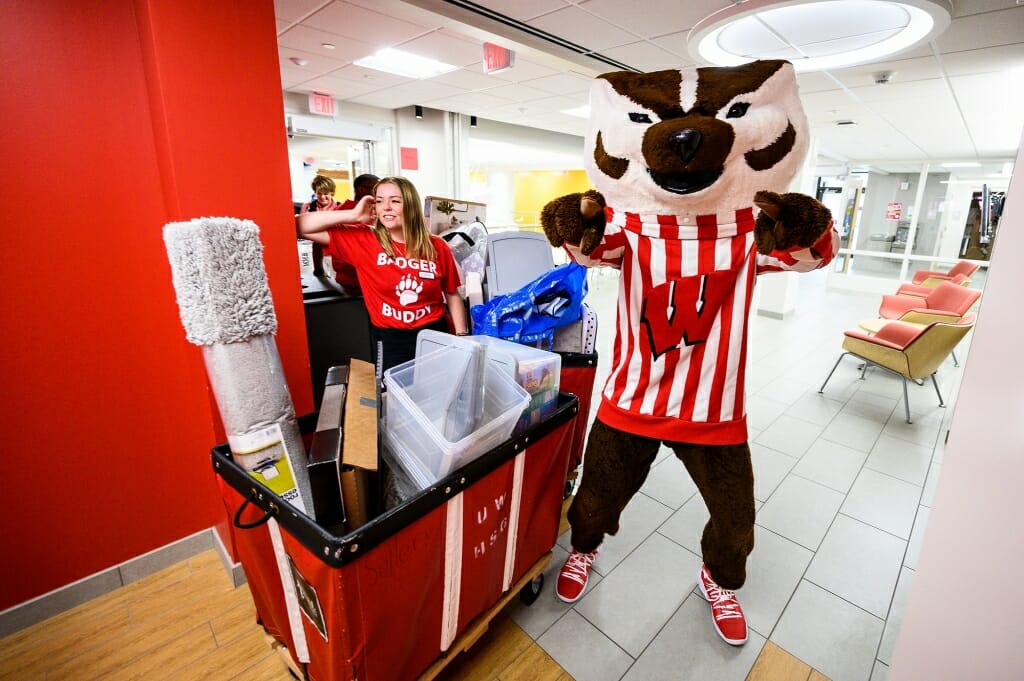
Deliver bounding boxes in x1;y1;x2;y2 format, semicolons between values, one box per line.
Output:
354;194;375;224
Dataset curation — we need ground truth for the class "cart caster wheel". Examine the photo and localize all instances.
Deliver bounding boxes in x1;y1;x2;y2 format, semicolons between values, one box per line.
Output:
519;573;544;606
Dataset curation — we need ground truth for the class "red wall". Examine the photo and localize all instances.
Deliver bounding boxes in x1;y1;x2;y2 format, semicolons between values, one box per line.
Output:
0;0;312;610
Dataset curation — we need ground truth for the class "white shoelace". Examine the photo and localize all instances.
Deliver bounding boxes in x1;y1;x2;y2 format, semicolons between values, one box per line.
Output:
703;572;744;621
561;551;597;586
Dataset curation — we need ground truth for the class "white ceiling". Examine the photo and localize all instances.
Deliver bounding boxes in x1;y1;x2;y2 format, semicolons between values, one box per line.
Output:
275;0;1024;175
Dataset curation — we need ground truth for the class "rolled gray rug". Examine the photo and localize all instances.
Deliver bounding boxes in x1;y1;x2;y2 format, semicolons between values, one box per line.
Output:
163;217;314;516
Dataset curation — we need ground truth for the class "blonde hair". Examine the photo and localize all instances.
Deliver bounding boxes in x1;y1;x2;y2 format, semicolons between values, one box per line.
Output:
372;177;437;261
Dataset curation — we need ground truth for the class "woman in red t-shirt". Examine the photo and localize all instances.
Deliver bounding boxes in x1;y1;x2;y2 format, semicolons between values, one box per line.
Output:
297;176;468;373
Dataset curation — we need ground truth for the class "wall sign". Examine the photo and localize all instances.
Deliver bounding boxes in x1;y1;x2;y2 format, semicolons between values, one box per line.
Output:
309;93;336;116
400;147;419;171
483;42;514;74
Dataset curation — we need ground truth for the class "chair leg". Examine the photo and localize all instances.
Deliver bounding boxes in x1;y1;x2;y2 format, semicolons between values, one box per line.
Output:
901;377;912;424
931;373;946;408
819;353;848;393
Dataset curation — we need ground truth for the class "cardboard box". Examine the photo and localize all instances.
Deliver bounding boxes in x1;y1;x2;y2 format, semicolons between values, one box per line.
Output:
341;358;379;529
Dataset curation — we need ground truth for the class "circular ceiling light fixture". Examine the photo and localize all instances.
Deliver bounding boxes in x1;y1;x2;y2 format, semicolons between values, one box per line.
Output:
688;0;951;72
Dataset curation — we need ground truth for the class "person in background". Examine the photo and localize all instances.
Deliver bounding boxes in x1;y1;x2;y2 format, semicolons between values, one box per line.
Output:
300;174;342;214
297;176;468;374
301;174;379;292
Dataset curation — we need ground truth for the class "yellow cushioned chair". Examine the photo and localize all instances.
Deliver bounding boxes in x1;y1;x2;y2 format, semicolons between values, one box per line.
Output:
819;316;975;423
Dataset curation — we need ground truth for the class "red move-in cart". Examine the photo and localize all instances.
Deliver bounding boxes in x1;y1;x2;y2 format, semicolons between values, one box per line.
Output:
213;393;580;681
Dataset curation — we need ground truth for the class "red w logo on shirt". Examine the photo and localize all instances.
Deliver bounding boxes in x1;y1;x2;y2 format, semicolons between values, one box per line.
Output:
640;272;736;359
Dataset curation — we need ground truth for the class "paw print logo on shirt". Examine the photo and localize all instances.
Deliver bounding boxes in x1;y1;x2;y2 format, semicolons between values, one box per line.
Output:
396;274;423;306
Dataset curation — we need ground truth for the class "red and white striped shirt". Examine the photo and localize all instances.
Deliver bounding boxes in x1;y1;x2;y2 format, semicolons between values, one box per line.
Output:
565;205;837;445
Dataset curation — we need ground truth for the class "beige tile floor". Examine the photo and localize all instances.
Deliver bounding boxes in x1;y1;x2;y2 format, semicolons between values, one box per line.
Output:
503;266;970;681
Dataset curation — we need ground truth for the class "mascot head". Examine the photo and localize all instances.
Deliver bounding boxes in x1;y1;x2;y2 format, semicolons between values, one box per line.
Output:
584;59;808;216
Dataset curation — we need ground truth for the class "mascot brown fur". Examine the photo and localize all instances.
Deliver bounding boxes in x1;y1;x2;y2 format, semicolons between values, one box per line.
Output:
541;59;837;646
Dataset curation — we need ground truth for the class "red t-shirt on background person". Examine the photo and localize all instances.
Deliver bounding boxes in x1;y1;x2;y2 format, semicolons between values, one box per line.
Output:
326;227;462;329
301;198;364;291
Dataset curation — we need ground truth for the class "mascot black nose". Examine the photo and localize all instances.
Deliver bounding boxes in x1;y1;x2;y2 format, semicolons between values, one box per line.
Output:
671;129;702;162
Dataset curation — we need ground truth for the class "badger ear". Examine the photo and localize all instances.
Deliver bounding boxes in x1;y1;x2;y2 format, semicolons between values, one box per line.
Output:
593;130;629;179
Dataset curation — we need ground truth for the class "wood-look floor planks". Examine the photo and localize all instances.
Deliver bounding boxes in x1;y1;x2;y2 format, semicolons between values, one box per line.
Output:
0;548;833;681
747;641;813;681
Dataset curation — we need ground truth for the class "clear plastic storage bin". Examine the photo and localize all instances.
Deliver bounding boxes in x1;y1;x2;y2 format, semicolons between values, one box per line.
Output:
383;345;530;485
471;335;561;433
416;330;562;434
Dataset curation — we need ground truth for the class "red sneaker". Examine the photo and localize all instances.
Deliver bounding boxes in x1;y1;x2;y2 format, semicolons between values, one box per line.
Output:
697;564;748;645
556;548;599;603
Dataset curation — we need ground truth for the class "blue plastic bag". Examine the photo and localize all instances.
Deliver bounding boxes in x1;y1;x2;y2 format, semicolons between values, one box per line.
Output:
471;262;588;348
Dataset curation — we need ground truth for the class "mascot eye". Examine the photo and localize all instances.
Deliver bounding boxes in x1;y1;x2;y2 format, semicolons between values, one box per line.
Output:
628;112;652;124
726;102;750;118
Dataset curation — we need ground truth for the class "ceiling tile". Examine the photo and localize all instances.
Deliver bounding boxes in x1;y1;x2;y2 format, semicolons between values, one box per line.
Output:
349;80;464;109
297;73;388;99
828;58;945;89
399;30;484;67
311;2;433;45
278;51;350;82
951;72;1024;155
431;67;513;91
846;78;948;104
935;7;1024;53
527;5;639;51
650;30;698;63
427;90;519;112
576;0;704;39
330;63;415;89
517;71;593;95
601;40;694;72
274;0;326;24
279;25;375;62
941;43;1024;76
516;93;587;112
796;71;845;94
477;82;554;103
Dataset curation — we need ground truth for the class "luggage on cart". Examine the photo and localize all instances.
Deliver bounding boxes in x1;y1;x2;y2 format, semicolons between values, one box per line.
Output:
212;394;580;681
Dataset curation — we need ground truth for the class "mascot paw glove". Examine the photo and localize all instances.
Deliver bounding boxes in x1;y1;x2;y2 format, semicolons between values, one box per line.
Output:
540;189;607;255
753;191;833;255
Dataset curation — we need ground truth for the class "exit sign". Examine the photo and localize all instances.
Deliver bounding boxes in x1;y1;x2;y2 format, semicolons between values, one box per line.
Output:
308;93;336;116
483;42;514;74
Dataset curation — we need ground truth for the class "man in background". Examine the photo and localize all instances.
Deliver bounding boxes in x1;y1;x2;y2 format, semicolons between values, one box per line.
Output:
309;173;379;293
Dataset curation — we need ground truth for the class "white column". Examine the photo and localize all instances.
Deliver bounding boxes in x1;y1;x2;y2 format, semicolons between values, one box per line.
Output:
755;271;799;319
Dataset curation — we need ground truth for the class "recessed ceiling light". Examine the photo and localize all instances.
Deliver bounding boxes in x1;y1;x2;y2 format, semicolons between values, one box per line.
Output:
355;48;458;79
561;105;591;118
688;0;951;72
289;57;309;67
321;43;336;50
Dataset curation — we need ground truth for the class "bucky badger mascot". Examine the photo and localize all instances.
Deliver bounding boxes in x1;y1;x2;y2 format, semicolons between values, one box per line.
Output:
542;60;837;646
